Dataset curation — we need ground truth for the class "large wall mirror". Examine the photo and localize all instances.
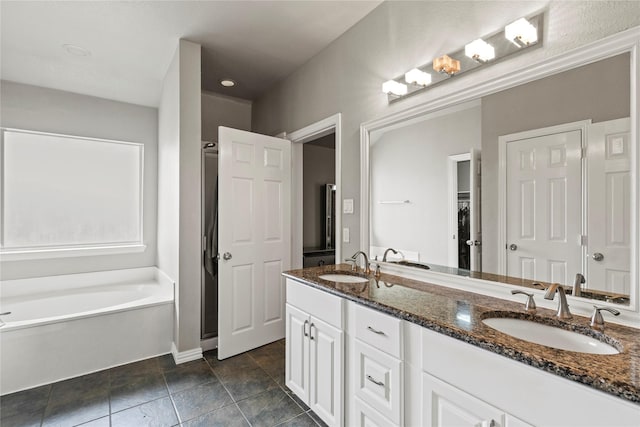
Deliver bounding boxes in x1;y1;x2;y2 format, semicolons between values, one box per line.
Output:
361;30;639;311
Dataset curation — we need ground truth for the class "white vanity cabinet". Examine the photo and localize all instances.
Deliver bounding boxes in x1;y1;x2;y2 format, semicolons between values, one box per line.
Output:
285;277;640;427
285;279;344;427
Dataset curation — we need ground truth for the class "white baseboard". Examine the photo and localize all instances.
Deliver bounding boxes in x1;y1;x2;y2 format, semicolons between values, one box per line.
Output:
201;337;218;352
171;342;203;364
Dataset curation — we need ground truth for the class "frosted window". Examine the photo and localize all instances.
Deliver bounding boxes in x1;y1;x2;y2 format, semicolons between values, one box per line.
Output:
1;129;143;251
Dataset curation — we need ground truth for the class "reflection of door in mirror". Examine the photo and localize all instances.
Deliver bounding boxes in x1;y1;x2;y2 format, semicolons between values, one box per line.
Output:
448;150;481;271
503;124;583;285
501;117;631;294
587;118;631;295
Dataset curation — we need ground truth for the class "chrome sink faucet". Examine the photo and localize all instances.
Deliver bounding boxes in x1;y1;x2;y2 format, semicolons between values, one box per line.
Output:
382;248;398;262
351;251;371;274
544;283;572;319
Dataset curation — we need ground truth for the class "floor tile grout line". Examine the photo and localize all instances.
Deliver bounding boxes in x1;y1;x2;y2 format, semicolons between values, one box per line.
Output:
160;359;183;425
203;355;254;426
39;385;54;427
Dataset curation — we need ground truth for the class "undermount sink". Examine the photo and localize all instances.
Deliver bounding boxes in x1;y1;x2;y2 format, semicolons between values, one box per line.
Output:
482;317;620;355
318;274;369;284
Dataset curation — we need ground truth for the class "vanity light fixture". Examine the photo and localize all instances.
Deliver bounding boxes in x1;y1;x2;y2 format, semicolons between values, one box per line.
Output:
382;80;408;96
405;68;432;86
381;12;542;103
433;54;460;76
464;39;495;63
505;18;538;47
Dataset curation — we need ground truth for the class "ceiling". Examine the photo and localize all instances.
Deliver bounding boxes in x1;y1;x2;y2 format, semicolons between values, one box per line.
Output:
0;1;381;107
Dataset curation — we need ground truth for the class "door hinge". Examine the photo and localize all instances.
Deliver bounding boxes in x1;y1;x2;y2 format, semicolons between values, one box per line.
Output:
581;147;587;158
580;235;587;246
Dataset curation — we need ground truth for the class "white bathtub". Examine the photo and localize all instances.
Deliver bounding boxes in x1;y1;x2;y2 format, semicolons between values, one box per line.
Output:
0;267;174;395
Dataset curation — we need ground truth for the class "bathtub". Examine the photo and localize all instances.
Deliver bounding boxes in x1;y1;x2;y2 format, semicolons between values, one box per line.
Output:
0;267;174;395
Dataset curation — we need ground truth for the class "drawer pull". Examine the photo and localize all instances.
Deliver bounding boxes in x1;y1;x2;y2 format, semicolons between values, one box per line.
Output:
366;374;385;387
367;326;386;335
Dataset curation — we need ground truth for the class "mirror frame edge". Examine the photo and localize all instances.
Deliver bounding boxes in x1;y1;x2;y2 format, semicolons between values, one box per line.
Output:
359;26;640;324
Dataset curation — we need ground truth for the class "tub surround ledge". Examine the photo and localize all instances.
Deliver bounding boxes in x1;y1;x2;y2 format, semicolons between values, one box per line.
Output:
283;264;640;405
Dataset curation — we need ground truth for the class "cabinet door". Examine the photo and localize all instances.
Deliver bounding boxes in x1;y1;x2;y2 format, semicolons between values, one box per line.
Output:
423;373;505;427
310;316;343;426
286;304;310;403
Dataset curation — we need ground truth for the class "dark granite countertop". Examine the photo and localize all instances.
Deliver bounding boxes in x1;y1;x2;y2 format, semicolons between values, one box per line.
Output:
283;264;640;405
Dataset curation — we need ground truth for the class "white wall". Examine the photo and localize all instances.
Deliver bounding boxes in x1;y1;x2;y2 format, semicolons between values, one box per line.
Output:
157;39;202;355
251;1;640;257
0;81;158;280
370;106;481;265
201;91;252;140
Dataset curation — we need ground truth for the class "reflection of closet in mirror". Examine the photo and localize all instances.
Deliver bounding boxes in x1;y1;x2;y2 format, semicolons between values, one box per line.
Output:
448;155;480;271
302;133;336;267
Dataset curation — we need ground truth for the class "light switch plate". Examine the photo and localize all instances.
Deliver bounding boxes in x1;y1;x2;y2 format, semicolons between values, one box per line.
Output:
343;227;350;243
343;199;354;214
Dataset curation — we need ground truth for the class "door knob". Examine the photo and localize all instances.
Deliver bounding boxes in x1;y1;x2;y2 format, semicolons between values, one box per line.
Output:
592;252;604;261
509;244;517;251
466;240;474;246
222;252;233;260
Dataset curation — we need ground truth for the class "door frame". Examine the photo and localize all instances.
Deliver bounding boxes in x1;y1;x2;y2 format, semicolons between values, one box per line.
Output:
287;113;343;269
497;119;591;275
200;145;219;351
447;153;471;267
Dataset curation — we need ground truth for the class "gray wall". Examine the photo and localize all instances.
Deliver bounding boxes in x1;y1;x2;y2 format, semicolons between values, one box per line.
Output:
0;80;158;280
481;53;630;272
303;136;336;249
252;1;640;258
201;91;252;141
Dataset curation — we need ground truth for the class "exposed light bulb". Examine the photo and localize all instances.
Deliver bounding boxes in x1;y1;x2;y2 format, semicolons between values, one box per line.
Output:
382;80;408;96
405;68;432;86
505;18;538;47
464;39;495;63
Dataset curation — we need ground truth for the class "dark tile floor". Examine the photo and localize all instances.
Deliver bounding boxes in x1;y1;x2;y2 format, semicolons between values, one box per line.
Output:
1;340;328;427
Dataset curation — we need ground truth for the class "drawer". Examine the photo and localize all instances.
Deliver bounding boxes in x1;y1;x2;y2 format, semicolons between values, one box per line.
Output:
354;398;398;427
354;303;402;358
354;340;402;425
286;278;343;328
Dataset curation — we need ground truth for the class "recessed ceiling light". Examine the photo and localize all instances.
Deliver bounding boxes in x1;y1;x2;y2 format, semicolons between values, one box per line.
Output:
220;79;236;87
63;44;91;57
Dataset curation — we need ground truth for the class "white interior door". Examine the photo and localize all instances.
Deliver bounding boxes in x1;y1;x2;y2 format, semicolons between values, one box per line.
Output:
506;130;582;284
218;127;291;359
469;149;482;271
587;118;631;294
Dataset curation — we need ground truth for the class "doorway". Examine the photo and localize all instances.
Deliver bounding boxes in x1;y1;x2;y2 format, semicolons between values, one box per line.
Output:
302;133;337;268
288;114;342;269
201;141;219;350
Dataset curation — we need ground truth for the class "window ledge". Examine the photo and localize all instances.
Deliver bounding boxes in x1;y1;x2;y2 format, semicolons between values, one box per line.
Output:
0;244;147;261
